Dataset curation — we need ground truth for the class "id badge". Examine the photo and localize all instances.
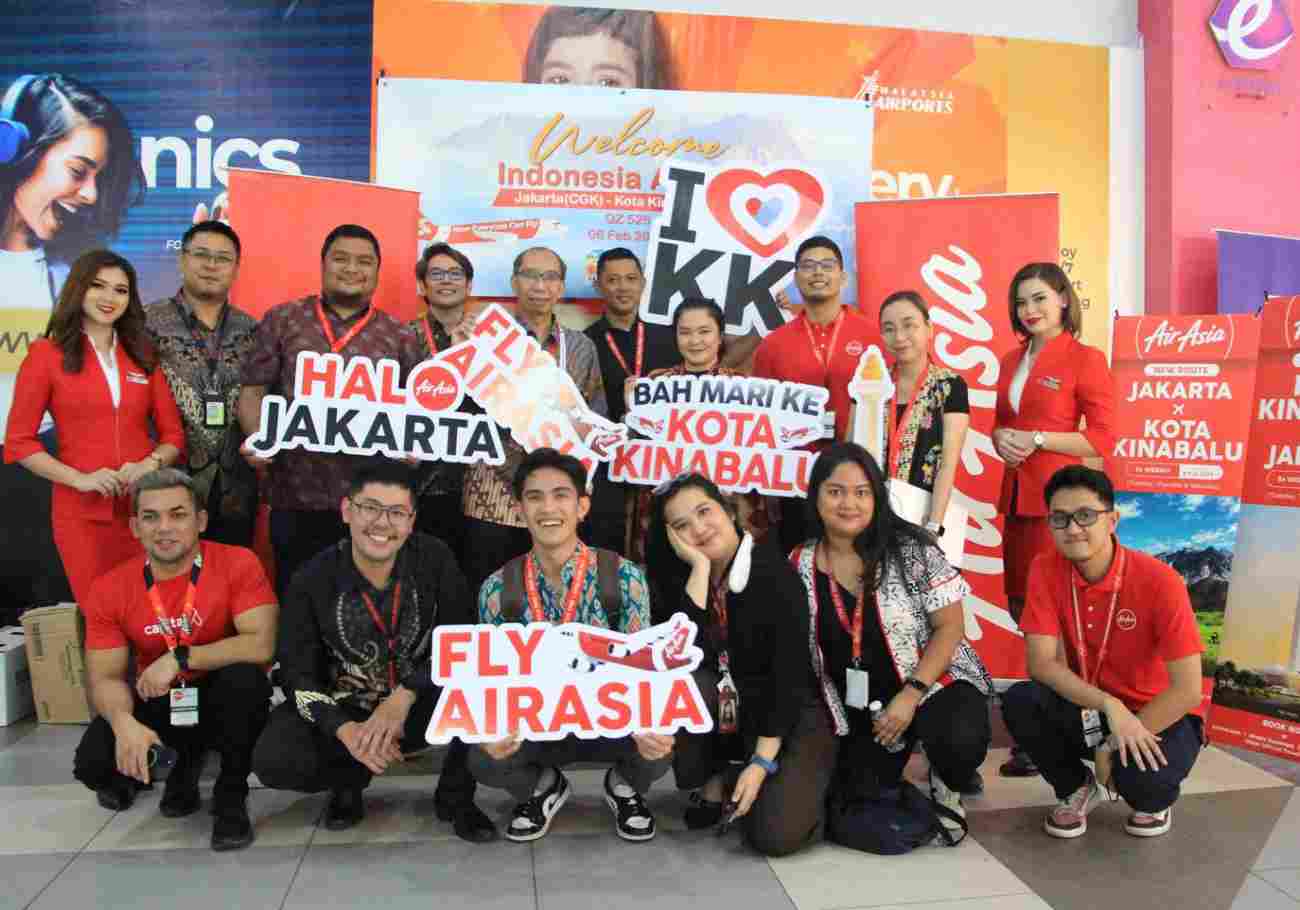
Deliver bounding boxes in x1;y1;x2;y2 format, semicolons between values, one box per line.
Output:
845;667;869;709
170;685;199;727
821;409;837;439
203;394;227;428
1081;708;1103;748
717;672;740;735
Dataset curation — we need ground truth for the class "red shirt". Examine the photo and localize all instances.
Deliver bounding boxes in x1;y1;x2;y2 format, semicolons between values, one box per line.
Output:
1020;542;1202;711
752;306;881;443
84;541;275;675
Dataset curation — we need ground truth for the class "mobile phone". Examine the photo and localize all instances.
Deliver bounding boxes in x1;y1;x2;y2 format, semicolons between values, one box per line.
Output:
715;800;739;836
148;744;179;781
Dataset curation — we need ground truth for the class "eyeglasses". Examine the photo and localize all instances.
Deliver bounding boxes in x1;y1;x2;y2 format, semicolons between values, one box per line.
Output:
349;498;414;525
1047;508;1112;530
427;268;467;283
184;248;237;267
795;259;839;274
515;269;564;284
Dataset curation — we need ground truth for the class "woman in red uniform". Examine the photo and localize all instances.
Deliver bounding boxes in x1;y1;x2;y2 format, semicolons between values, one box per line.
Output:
993;262;1115;776
4;249;184;604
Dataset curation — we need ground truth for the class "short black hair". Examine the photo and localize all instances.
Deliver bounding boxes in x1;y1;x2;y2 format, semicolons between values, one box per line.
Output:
348;458;417;504
512;246;566;279
596;247;642;277
322;224;381;266
512;447;588;499
1044;465;1114;511
795;235;843;268
416;243;474;283
182;220;241;260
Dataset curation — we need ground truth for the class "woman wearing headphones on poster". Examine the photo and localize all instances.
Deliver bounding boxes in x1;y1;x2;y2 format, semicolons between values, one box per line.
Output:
524;7;673;90
4;249;184;604
992;262;1116;777
0;72;144;429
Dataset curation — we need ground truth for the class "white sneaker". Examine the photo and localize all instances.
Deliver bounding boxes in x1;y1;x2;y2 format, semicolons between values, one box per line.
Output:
506;768;570;842
1043;770;1102;839
929;768;967;838
1125;807;1172;837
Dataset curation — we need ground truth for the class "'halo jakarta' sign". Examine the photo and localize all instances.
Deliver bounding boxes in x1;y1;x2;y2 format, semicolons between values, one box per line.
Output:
426;614;712;744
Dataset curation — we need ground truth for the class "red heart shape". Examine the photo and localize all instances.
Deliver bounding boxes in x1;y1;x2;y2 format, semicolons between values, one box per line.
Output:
705;168;826;259
745;198;762;217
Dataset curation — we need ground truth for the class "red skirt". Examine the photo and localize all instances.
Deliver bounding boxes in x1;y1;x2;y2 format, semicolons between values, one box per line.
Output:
1003;514;1055;604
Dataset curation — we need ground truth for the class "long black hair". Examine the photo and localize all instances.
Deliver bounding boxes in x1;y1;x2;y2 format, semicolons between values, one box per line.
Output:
805;442;932;594
644;473;741;623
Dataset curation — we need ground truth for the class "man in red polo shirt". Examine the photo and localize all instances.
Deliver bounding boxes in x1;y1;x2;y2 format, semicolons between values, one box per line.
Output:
74;468;277;851
1002;465;1204;839
751;235;881;551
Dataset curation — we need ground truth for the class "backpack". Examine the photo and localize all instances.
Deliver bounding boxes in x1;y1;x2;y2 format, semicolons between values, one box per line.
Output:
827;780;968;855
499;548;624;630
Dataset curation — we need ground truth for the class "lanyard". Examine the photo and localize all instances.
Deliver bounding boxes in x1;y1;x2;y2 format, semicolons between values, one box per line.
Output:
143;552;203;679
544;328;568;372
801;310;844;385
315;299;376;354
886;361;930;479
815;541;866;666
359;582;403;690
1070;548;1127;686
525;544;590;624
605;322;644;379
421;314;447;356
709;572;732;672
174;297;229;388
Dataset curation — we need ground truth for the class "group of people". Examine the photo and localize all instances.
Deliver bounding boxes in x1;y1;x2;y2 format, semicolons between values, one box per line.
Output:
3;218;1205;856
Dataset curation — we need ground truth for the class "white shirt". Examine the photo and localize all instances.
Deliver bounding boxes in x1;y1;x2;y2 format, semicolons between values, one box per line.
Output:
87;331;121;409
1008;345;1038;415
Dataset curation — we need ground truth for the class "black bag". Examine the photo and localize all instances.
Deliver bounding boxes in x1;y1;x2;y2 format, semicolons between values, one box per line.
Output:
827;781;968;855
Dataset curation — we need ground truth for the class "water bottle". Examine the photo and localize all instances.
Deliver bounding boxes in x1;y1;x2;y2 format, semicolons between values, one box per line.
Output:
868;700;908;753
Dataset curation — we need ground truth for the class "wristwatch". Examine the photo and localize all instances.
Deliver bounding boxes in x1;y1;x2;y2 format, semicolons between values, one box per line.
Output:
749;754;779;776
1032;431;1046;450
924;520;944;537
173;645;191;673
904;676;929;696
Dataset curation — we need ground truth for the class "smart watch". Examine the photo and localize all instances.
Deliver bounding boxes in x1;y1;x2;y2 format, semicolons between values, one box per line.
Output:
904;676;929;696
924;520;944;537
749;754;779;776
173;645;191;673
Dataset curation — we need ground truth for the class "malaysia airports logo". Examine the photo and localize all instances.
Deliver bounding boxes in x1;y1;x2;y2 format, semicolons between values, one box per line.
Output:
1210;0;1294;70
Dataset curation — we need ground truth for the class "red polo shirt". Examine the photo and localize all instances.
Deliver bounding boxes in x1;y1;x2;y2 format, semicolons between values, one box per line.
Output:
1020;542;1202;711
84;541;276;676
751;306;881;443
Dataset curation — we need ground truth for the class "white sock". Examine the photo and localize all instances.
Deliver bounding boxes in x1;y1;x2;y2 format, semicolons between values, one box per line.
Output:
532;766;557;796
609;768;636;798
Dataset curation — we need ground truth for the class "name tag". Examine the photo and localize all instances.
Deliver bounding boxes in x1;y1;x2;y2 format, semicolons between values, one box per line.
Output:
170;685;199;727
845;667;869;710
1081;708;1103;748
125;371;149;385
821;409;837;439
204;396;227;428
1038;376;1062;392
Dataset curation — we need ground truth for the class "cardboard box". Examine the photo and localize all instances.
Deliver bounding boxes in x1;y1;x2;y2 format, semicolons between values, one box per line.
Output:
0;627;34;725
21;604;95;724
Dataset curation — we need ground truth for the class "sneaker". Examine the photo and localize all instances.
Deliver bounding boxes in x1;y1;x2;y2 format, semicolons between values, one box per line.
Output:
210;798;255;852
324;788;366;831
1125;808;1172;837
603;769;656;842
929;768;967;837
95;777;136;812
1043;771;1102;839
506;768;570;843
999;746;1039;778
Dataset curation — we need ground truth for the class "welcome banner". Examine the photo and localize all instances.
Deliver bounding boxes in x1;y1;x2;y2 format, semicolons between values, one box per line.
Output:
853;193;1059;678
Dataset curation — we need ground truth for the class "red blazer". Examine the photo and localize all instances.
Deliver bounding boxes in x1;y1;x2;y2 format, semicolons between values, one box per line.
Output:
994;332;1115;517
4;337;186;523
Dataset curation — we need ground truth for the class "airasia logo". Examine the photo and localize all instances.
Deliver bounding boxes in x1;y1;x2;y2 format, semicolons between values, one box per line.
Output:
1210;0;1295;70
409;363;462;412
1116;609;1137;632
1137;318;1233;359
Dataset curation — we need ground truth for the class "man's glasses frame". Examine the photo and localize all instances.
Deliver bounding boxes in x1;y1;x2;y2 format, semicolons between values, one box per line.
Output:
1047;507;1113;530
349;497;415;526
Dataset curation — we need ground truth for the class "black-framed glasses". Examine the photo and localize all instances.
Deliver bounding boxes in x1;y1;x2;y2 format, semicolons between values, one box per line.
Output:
183;248;237;267
349;497;414;525
795;259;839;274
427;268;467;283
1047;507;1112;530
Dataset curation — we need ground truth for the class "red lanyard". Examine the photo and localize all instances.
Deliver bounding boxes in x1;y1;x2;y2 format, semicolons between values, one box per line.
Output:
525;544;591;624
421;316;442;356
709;573;730;671
816;542;866;666
1070;548;1127;686
605;322;645;378
359;582;403;690
801;310;844;384
886;362;930;479
143;553;203;680
315;299;376;354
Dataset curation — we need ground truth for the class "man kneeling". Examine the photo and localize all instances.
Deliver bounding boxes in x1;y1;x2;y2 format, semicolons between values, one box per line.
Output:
471;448;672;842
74;469;277;851
1003;466;1205;839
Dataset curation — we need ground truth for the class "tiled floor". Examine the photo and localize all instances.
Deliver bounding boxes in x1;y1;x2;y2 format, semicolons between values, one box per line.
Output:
0;719;1297;910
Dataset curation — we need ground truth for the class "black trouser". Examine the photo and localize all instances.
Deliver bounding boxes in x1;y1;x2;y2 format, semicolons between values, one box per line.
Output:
462;517;532;599
582;464;627;557
673;666;839;857
251;690;476;803
468;735;671;801
1002;680;1204;813
416;491;466;569
269;508;347;598
201;470;255;548
836;681;991;798
73;663;271;805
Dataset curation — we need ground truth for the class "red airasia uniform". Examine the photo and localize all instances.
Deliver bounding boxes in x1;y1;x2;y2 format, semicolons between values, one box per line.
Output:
4;337;186;605
995;332;1115;601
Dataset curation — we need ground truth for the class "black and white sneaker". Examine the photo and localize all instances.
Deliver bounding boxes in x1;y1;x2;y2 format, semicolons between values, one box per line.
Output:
506;768;570;842
604;768;656;842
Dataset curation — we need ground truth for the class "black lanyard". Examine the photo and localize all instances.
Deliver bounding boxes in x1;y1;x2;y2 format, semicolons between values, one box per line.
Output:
174;297;229;390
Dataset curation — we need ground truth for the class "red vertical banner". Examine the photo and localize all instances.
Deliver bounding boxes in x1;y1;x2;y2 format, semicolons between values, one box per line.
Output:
227;169;422;321
1109;315;1261;497
1242;297;1300;506
854;193;1059;679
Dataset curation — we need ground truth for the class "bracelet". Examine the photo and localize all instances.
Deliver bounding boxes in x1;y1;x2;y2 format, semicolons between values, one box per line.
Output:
748;754;779;776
